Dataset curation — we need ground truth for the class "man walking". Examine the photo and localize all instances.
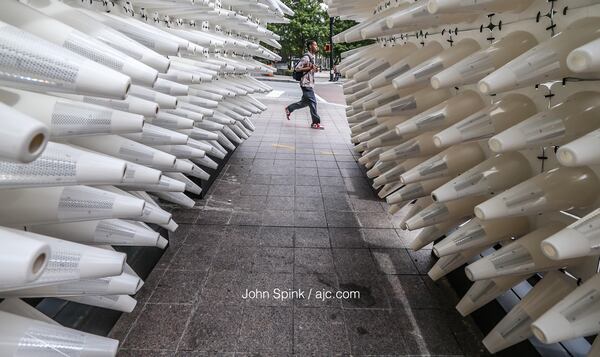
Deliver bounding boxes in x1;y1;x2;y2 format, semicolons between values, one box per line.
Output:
285;40;323;130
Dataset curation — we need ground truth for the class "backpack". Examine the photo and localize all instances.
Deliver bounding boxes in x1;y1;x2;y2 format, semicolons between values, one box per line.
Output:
293;54;314;82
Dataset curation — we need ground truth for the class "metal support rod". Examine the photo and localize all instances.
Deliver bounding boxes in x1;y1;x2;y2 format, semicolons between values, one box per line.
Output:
329;16;334;81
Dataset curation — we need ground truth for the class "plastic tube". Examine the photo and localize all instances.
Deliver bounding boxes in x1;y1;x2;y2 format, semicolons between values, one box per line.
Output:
567;37;600;73
374;87;451;118
410;219;462;250
0;185;145;226
29;219;162;247
428;0;535;14
0;21;130;99
464;223;585;281
395;90;485;136
398;196;434;230
541;208;600;260
379;132;442;162
0;227;49;286
433;93;537;148
386;177;449;204
474;167;600;221
0;142;126;189
456;275;528;316
385;0;478;32
154;191;195;208
400;142;486;185
428;247;482;281
532;272;600;344
373;157;427;186
557;128;600;167
0;103;48;163
432;152;533;202
123;123;189;146
434;217;530;256
56;93;159;118
482;271;577;353
479;18;600;94
405;195;485;230
0;310;118;356
64;295;137;313
431;31;538;89
489;91;600;153
393;39;481;89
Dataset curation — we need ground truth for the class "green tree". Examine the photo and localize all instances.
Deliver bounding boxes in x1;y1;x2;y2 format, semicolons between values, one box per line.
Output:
266;0;370;67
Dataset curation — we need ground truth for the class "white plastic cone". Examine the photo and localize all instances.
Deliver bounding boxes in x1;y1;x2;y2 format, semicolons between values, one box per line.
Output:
64;295;137;313
482;271;577;353
393;39;481;89
0;310;119;356
0;103;48;163
489;91;600;153
456;275;528;316
154;191;195;208
130;85;177;109
121;162;161;185
541;208;600;260
374;88;451;118
0;142;127;189
0;20;130;99
57;93;159;118
28;219;162;247
406;195;485;230
432;152;533;202
431;31;538;89
531;272;600;344
379;132;442;162
165;172;202;195
401;142;486;185
410;220;462;250
428;247;482;281
433;217;530;257
0;298;57;324
387;177;449;204
0;227;49;286
0;185;145;226
1;272;140;297
395;90;485;136
557;128;600;167
398;196;434;230
567;37;600;73
119;175;186;193
153;78;189;96
123;123;189;146
68;135;177;170
0;0;158;86
474;167;600;221
373;158;427;186
463;223;585;281
0;88;143;138
148;112;195;130
385;1;478;33
152;145;206;159
478;18;600;94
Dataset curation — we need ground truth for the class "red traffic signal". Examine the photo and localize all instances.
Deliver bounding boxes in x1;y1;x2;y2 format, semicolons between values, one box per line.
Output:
324;43;331;53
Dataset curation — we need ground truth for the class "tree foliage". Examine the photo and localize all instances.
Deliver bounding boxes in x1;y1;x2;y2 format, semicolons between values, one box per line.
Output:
266;0;371;66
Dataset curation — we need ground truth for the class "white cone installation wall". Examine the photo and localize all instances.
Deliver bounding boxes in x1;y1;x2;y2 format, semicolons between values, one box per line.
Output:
331;0;600;353
0;0;288;353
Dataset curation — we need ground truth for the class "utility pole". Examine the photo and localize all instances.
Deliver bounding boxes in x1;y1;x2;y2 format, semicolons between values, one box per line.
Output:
329;16;334;81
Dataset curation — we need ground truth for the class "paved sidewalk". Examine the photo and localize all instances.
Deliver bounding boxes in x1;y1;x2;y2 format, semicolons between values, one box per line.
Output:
110;88;488;356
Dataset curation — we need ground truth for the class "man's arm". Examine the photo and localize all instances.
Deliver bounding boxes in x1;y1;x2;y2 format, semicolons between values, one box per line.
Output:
295;56;315;73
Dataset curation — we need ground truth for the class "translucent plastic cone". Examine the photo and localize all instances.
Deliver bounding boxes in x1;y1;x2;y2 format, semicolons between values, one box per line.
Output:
56;93;159;118
482;271;577;353
0;227;49;286
0;310;119;356
557;128;600;167
433;93;537;148
123;123;189;146
379;132;442;162
374;87;451;118
406;195;485;230
432;152;533;202
474;167;600;221
64;295;137;313
456;275;528;316
428;0;535;14
0;103;48;163
428;247;482;281
387;177;449;204
410;220;462;251
567;37;600;73
154;191;195;208
541;208;600;260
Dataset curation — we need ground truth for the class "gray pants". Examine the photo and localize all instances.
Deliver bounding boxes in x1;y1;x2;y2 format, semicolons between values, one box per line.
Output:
287;87;321;125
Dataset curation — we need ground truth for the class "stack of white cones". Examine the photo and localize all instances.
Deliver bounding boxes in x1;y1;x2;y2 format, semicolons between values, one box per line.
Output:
329;0;600;353
0;0;292;354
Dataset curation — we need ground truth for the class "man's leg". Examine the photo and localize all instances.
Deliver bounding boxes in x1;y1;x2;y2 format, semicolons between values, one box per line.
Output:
286;88;310;116
305;88;321;125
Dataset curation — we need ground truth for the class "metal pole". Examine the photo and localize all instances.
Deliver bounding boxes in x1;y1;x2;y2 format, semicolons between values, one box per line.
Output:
329;16;334;81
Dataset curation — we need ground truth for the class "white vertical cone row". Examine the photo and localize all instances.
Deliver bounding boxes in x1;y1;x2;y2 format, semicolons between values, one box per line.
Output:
474;167;600;221
0;227;49;286
0;142;126;189
28;219;162;247
0;310;118;356
0;103;48;163
531;272;600;344
482;271;577;353
541;208;600;260
557;128;600;167
463;223;585;281
433;93;537;148
0;185;145;226
431;31;538;89
456;275;529;316
432;152;533;202
433;217;530;256
0;88;144;138
488;91;600;153
478;18;600;94
64;295;137;313
0;20;130;99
